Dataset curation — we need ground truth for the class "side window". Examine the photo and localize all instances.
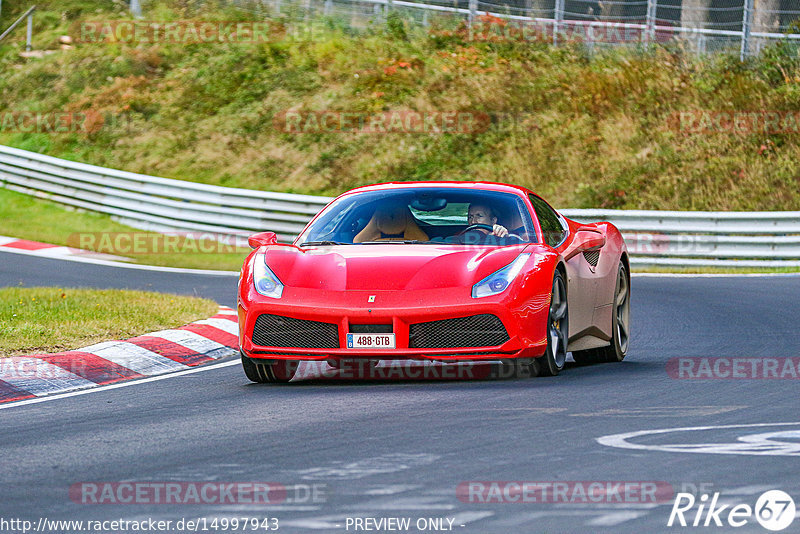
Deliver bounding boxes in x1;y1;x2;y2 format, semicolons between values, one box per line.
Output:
529;195;566;247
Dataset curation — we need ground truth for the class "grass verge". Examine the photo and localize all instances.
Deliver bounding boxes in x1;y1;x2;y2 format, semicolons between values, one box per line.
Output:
0;286;219;357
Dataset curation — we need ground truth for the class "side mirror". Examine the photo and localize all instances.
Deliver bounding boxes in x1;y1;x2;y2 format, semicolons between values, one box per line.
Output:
563;230;606;260
248;231;278;249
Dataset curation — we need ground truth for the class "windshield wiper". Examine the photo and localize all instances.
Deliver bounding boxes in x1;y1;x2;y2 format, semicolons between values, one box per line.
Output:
360;240;427;244
299;240;348;247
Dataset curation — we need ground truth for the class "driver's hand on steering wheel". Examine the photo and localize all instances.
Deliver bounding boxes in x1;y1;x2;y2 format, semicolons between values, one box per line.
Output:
491;224;509;237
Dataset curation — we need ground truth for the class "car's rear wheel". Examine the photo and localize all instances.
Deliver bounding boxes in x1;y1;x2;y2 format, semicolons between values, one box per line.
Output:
241;352;298;383
572;260;630;364
538;269;569;377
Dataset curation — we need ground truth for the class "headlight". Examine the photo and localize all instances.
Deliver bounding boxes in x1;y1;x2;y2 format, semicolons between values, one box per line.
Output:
253;252;284;298
472;254;530;298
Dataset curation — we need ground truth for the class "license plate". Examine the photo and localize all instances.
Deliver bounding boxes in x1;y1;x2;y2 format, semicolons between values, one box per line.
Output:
347;333;396;349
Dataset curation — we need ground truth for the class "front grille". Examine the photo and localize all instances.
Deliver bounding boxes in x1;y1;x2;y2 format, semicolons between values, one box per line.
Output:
409;314;509;348
350;324;393;334
252;314;339;348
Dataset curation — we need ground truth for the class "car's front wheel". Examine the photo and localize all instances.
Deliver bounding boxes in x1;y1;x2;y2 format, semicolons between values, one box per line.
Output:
241;352;298;383
573;260;630;364
537;269;569;377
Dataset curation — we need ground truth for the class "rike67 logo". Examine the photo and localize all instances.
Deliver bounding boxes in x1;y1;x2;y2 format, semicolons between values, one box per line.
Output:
668;490;796;531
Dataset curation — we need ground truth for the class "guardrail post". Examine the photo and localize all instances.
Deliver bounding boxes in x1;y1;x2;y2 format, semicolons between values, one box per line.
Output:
553;0;564;46
740;0;754;61
25;9;32;51
0;6;36;44
130;0;142;18
645;0;656;44
468;0;477;27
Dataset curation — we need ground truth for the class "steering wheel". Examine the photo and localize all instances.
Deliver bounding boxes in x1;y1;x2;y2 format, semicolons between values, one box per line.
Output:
462;223;494;233
463;224;524;240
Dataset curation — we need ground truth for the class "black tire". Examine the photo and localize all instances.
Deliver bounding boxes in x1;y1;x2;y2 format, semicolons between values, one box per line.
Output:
241;352;298;383
572;260;630;364
537;269;569;377
241;351;270;383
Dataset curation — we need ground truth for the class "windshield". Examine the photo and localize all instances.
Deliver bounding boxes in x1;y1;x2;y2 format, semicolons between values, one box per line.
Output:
296;187;538;246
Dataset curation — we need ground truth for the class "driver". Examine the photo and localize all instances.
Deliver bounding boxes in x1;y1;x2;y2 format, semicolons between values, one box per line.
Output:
466;203;509;237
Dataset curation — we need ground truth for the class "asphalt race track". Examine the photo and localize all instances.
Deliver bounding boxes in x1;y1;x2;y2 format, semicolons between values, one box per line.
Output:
2;251;800;533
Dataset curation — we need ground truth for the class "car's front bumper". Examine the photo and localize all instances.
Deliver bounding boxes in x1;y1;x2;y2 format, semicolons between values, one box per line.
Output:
238;286;550;362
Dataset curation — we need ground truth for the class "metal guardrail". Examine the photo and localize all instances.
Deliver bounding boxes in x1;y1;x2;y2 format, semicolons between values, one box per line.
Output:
0;5;35;51
1;144;798;268
0;144;329;240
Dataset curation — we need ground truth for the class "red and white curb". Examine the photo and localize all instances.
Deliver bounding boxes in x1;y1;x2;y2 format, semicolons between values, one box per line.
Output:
0;235;129;262
0;306;238;404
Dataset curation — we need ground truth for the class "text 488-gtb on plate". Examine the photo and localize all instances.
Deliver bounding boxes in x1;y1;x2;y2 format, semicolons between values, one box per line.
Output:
347;333;396;349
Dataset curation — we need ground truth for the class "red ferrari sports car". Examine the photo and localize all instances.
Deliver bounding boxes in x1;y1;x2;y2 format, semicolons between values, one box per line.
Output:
237;182;630;382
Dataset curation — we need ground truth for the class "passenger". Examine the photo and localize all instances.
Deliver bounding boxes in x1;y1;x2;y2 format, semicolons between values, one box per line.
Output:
353;204;429;243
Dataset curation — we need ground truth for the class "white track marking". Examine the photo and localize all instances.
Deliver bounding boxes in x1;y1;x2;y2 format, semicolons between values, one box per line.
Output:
363;485;421;496
586;510;650;526
0;358;95;396
350;497;455;511
28;246;76;256
31;246;129;261
298;454;440;481
191;318;239;335
725;485;782;495
598;422;800;456
0;359;240;411
145;329;233;359
77;341;189;375
569;406;746;417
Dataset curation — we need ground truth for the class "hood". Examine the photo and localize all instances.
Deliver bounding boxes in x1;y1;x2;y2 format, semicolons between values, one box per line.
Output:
263;244;529;291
